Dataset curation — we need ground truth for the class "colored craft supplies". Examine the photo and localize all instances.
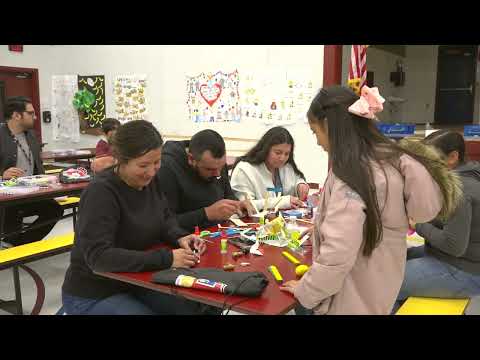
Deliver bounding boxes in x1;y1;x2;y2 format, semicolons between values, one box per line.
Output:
220;232;228;254
223;264;235;271
282;250;310;278
268;265;283;283
225;228;241;237
210;231;221;239
295;265;309;277
282;251;301;265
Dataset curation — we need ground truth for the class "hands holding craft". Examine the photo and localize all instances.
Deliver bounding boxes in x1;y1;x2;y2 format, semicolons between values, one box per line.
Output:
205;199;257;221
173;234;206;268
408;218;416;230
296;183;310;202
290;196;305;209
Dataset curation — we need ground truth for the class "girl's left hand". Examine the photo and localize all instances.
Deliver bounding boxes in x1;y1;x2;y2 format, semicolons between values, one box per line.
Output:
280;280;299;295
408;218;416;230
178;234;206;255
290;196;304;209
297;183;310;202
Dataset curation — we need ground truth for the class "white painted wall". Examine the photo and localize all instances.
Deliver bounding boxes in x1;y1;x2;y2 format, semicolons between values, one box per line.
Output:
361;45;479;125
342;45;406;123
402;45;438;125
366;47;407;123
0;45;329;184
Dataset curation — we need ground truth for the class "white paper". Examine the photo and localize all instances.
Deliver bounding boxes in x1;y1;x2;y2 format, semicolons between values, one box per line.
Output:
229;216;248;227
51;75;80;142
114;74;148;122
249;239;263;256
0;186;40;195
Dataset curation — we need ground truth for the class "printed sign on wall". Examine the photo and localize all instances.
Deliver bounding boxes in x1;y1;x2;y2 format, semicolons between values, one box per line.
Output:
77;75;106;130
114;75;147;122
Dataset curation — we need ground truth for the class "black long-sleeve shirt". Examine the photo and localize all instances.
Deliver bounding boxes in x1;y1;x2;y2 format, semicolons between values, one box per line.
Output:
62;168;189;299
155;140;237;231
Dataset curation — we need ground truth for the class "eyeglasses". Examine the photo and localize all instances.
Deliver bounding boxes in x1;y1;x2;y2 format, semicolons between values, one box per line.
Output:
23;111;35;116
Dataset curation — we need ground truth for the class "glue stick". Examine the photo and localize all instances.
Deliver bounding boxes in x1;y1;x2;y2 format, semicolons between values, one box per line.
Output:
220;233;228;254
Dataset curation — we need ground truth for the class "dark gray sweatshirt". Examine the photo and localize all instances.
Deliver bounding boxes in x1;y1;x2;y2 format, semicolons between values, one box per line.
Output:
416;161;480;274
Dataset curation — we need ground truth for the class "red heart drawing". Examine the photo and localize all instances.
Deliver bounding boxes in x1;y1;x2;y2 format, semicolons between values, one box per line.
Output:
200;83;222;107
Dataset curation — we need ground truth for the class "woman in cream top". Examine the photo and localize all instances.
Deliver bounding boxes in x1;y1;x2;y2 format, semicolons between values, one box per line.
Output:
230;126;309;211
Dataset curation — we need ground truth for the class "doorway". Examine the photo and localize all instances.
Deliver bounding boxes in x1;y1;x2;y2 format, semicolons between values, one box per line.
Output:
434;45;478;125
0;66;42;142
0;80;5;123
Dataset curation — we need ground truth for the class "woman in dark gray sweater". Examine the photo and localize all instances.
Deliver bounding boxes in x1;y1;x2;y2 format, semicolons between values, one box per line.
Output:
397;130;480;304
62;120;216;315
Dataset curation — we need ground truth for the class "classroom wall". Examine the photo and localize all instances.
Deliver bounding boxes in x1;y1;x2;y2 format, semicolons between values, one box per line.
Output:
343;45;480;126
0;45;330;184
343;45;439;124
365;46;407;123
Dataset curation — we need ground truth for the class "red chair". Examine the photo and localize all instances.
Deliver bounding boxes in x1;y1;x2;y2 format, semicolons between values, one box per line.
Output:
465;141;480;161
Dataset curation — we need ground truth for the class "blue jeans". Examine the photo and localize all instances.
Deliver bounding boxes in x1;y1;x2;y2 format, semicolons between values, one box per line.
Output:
406;245;425;260
62;288;221;315
294;303;314;315
393;247;480;313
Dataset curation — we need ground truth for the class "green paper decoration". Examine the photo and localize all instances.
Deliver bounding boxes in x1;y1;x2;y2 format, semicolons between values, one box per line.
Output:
72;89;96;113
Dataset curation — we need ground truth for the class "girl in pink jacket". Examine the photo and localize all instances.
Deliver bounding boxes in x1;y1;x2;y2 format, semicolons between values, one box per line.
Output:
280;86;461;314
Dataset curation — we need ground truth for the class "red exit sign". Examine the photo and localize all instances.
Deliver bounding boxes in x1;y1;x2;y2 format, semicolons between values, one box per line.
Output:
8;45;23;52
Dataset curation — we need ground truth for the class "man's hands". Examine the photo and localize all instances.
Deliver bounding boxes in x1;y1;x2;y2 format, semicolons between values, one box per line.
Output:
239;199;257;216
205;199;241;221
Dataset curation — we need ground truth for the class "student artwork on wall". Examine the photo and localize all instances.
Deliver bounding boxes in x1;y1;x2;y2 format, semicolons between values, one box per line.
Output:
51;75;80;142
77;75;106;131
240;69;315;126
113;74;147;122
186;70;241;123
285;70;316;124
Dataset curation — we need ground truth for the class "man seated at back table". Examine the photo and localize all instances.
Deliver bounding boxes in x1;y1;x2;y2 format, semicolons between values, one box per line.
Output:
156;129;253;232
0;96;63;246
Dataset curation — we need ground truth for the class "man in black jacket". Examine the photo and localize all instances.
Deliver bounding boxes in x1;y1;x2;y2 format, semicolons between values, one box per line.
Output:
156;129;252;231
0;97;63;246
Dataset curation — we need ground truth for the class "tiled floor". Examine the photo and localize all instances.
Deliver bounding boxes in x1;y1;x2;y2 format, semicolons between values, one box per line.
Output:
0;214;290;315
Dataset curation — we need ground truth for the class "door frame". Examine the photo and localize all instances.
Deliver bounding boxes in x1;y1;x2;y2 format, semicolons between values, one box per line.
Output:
0;66;42;142
0;80;6;123
323;45;343;87
433;45;478;125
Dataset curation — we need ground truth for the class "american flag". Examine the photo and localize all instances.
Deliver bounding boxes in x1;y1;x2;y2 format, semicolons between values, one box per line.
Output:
348;45;368;95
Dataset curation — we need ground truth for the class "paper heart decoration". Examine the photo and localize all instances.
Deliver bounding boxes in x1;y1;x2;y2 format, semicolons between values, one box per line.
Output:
200;83;222;107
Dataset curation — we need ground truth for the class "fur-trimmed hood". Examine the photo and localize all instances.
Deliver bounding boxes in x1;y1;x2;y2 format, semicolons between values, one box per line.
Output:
398;138;463;221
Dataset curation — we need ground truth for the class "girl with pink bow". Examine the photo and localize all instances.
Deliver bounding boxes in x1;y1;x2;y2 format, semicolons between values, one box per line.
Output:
280;85;461;315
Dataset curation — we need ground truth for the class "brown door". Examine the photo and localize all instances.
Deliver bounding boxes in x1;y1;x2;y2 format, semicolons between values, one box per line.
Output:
0;66;42;142
0;80;6;123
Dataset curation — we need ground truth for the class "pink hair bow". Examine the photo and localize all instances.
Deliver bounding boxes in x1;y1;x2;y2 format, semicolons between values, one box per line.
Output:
348;86;385;120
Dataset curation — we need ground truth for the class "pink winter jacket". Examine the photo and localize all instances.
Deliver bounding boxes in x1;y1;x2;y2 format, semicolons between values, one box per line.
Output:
294;154;443;314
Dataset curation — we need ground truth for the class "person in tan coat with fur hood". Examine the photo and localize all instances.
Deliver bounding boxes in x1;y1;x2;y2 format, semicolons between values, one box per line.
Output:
280;86;462;315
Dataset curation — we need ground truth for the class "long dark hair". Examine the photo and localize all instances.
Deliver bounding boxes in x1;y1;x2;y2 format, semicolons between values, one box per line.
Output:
424;129;466;164
111;120;163;164
308;86;438;257
234;126;305;179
